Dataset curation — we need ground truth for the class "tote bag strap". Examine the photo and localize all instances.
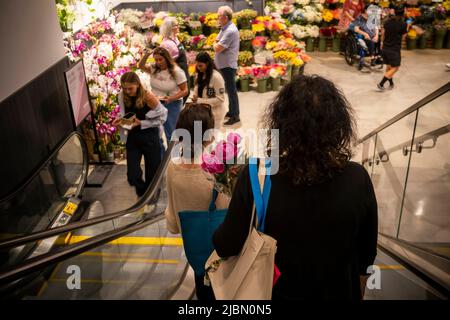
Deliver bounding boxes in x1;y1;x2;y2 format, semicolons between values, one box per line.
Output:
208;188;219;212
249;158;272;233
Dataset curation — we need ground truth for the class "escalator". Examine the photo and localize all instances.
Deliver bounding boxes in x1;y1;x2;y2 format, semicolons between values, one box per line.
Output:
0;135;192;299
355;82;450;299
0;83;449;300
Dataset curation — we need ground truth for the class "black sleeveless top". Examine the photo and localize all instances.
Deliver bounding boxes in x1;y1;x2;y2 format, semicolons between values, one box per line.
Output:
125;96;151;131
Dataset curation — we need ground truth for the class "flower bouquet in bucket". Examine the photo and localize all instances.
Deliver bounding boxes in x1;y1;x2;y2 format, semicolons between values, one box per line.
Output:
201;133;248;197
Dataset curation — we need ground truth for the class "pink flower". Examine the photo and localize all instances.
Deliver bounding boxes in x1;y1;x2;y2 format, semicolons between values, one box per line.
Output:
215;141;237;162
201;153;224;174
227;133;242;145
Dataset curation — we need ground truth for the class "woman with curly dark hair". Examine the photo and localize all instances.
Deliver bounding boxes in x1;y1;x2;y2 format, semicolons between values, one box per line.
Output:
213;75;378;300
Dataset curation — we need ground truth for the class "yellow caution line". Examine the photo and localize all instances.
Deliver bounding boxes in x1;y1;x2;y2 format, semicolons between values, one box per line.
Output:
81;251;167;258
37;263;62;297
49;277;167;289
377;264;405;270
56;235;183;246
81;252;180;264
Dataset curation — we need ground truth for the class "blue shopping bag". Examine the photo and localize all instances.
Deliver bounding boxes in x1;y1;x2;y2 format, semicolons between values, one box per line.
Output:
178;189;227;276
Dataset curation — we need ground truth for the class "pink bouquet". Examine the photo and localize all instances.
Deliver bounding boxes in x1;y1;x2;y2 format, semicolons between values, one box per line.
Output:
201;133;248;196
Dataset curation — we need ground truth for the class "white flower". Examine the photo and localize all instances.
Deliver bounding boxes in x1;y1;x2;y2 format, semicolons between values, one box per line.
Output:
113;21;125;35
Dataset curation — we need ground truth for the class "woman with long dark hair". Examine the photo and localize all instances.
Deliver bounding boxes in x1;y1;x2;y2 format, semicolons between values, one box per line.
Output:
138;46;188;148
213;75;378;300
192;52;226;129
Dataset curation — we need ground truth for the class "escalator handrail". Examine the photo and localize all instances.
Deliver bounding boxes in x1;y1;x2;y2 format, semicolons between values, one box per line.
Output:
360;124;450;164
0;141;175;251
379;232;450;262
0;211;166;285
0;131;89;204
358;82;450;144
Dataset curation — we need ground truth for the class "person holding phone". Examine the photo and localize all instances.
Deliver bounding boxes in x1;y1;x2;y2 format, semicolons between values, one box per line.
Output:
138;47;188;151
192;52;226;129
113;71;167;198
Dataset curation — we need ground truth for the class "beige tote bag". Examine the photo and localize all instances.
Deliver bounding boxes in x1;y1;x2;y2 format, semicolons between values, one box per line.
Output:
204;161;277;300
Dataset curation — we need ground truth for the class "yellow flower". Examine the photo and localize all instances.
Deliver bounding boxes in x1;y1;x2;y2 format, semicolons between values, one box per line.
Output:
252;22;265;33
154;18;164;28
188;64;196;76
273;50;296;62
322;10;334;23
205;13;219;27
256;16;271;22
266;41;278;50
205;33;218;47
290;57;304;67
232;18;238;26
407;29;417;39
444;1;450;11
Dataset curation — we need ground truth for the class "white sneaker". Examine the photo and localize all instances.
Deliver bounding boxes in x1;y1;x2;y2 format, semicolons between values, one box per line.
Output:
446;63;450;69
358;39;368;51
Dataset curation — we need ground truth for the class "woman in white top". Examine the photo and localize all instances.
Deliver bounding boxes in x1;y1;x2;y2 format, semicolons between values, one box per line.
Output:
192;52;226;129
138;46;188;150
159;17;190;103
164;103;229;300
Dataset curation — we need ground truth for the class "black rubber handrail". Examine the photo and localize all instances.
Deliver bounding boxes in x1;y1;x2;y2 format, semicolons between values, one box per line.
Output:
358;82;450;144
0;141;175;251
0;131;89;204
0;212;166;285
379;232;450;262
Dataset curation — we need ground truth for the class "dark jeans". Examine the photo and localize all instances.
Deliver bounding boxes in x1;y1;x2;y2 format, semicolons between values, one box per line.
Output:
194;274;215;301
126;127;161;197
359;39;375;66
160;99;182;159
219;67;240;117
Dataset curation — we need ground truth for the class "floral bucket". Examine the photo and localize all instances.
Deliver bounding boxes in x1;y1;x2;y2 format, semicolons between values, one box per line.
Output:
306;37;315;52
318;37;327;52
240;78;250;92
281;64;292;85
332;37;341;52
271;77;281;91
418;35;428;49
256;79;268;93
434;29;447;49
406;37;417;50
